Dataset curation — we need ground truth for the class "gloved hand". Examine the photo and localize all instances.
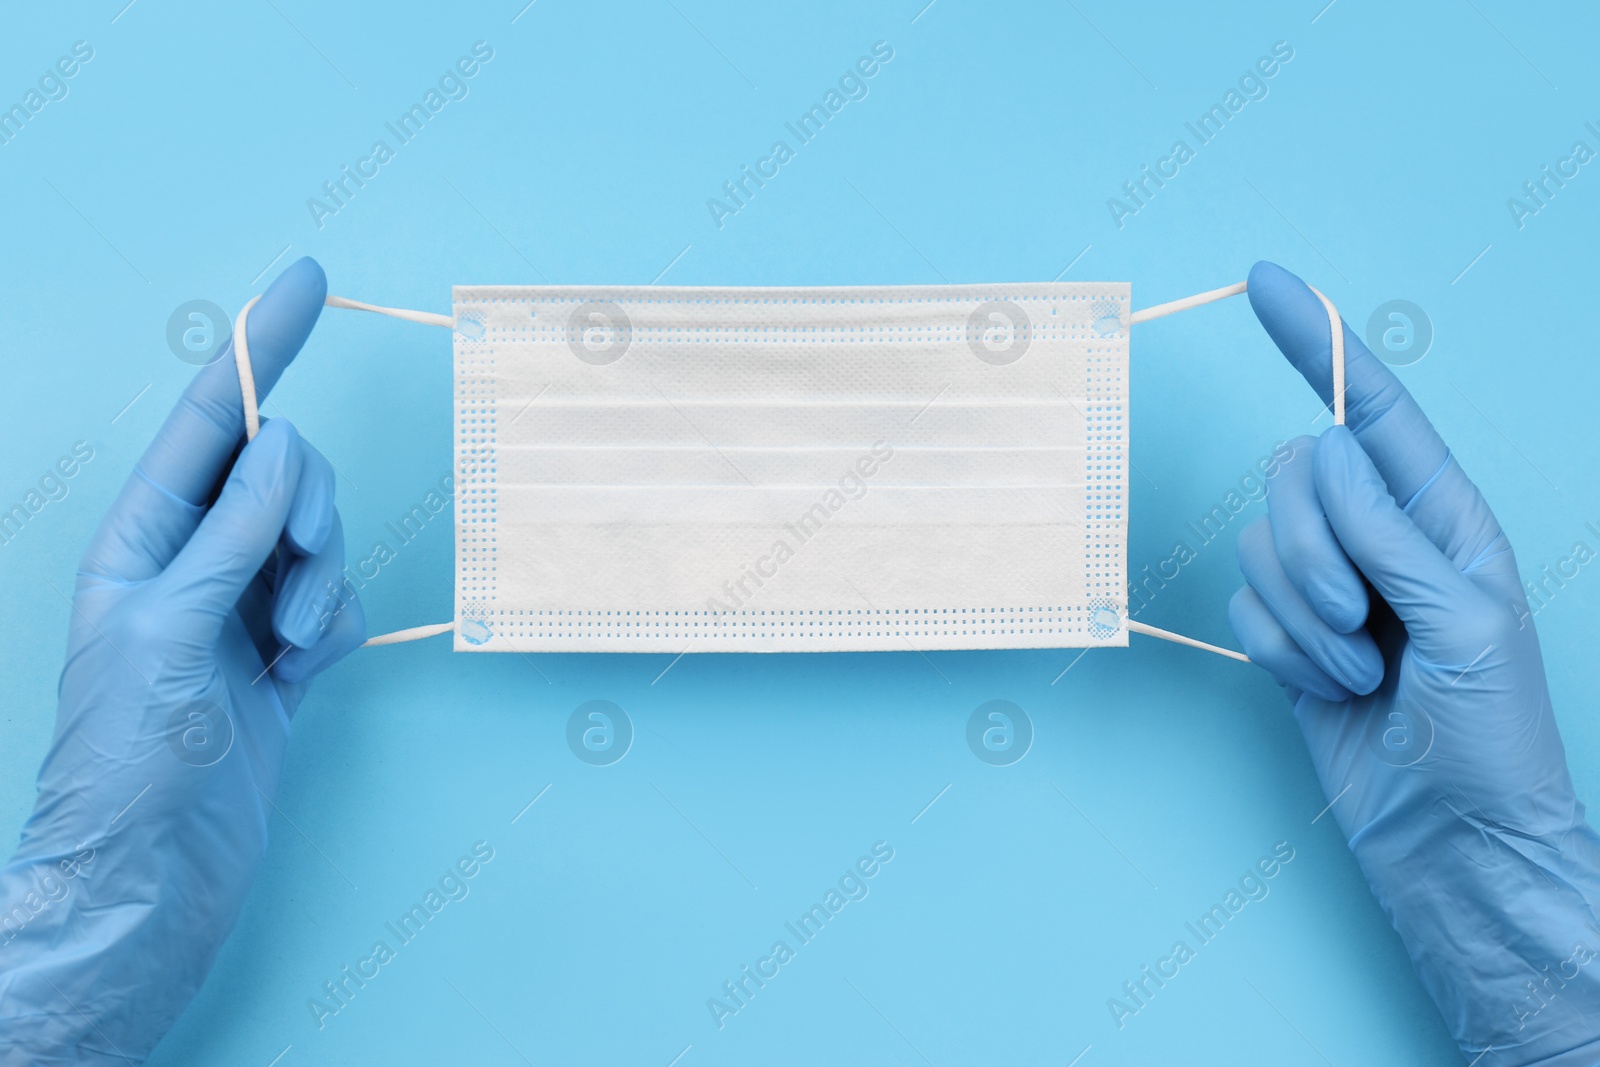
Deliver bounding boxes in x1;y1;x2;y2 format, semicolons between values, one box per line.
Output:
0;258;365;1064
1231;262;1600;1065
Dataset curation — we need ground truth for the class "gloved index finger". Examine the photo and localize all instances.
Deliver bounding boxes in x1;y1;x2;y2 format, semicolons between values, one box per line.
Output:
1246;261;1448;508
80;258;330;584
137;257;327;507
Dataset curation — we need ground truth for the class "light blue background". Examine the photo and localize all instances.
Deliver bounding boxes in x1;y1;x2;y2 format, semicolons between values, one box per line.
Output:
2;1;1597;1063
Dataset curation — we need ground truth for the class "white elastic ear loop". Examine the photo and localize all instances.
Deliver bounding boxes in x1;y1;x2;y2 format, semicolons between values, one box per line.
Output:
1127;281;1249;325
232;293;456;646
233;295;452;444
233;296;264;441
1129;280;1346;426
324;295;453;329
1126;277;1348;662
1125;620;1250;662
361;621;455;646
1311;287;1346;425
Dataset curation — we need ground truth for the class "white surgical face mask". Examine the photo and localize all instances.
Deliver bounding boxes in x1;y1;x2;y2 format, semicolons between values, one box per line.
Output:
232;279;1344;661
450;283;1130;653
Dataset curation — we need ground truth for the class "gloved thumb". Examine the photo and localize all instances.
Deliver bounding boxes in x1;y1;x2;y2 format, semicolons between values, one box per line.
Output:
1314;425;1492;665
158;418;304;646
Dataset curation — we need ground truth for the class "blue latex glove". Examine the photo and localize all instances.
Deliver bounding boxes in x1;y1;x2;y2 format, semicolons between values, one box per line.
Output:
1231;262;1600;1065
0;258;365;1064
